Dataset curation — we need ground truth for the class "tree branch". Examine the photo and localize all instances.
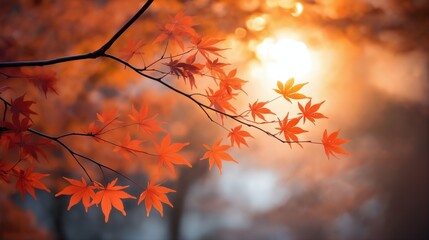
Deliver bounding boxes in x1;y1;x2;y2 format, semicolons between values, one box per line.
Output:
0;0;154;68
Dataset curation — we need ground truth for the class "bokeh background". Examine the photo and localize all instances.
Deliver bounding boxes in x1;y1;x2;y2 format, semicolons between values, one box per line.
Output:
1;0;428;239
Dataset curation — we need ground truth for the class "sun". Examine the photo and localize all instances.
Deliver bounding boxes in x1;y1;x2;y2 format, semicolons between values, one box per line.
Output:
255;37;312;83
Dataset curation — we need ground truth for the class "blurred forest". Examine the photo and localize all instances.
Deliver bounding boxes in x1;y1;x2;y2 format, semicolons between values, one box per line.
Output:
1;0;428;240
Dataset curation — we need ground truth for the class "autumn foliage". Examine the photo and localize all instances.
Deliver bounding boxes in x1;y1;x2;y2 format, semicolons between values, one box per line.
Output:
0;1;350;223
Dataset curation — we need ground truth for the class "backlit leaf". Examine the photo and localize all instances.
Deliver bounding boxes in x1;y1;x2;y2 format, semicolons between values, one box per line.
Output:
91;178;136;223
200;139;237;174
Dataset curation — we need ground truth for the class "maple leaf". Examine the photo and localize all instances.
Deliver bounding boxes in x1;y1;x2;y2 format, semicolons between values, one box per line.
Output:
276;113;308;148
154;134;191;176
206;87;237;115
91;178;136;223
15;167;50;200
118;39;145;63
113;134;144;159
219;69;247;95
138;176;176;217
298;99;328;124
248;100;275;121
164;56;202;89
200;139;237;174
55;177;96;212
153;12;196;50
129;105;166;135
86;121;102;136
274;78;308;103
8;133;50;162
3;117;32;133
184;54;204;89
228;125;253;148
22;67;58;97
191;35;226;60
9;95;37;122
96;108;121;126
206;58;229;79
322;129;350;159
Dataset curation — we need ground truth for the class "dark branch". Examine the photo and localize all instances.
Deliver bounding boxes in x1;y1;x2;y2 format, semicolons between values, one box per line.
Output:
0;0;154;68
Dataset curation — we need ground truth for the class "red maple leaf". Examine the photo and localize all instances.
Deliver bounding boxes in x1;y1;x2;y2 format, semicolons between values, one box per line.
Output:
274;78;308;103
3;117;32;133
8;133;50;162
154;134;191;177
227;125;253;148
15;167;50;200
96;108;121;126
118;39;145;63
91;178;136;223
200;139;237;174
322;129;350;159
298;99;328;124
276;113;307;148
113;134;144;159
138;176;176;217
22;67;58;97
248;100;275;121
129;105;166;135
55;177;96;212
9;95;37;122
164;56;202;89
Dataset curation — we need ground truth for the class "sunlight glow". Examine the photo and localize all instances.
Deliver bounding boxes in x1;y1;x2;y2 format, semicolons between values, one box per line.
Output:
246;15;267;31
255;37;312;82
291;2;304;17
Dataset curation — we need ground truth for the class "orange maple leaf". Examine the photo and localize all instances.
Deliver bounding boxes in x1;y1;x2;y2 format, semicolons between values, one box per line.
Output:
15;167;50;200
206;87;237;114
86;121;102;136
91;178;136;223
154;134;191;176
129;105;166;135
200;139;237;174
322;129;350;159
138;176;176;217
96;108;121;126
274;78;308;103
276;113;308;148
248;100;275;121
191;35;226;60
298;99;328;124
153;12;196;50
55;177;96;212
228;125;253;148
206;58;229;79
118;39;145;63
219;69;247;95
113;134;144;159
